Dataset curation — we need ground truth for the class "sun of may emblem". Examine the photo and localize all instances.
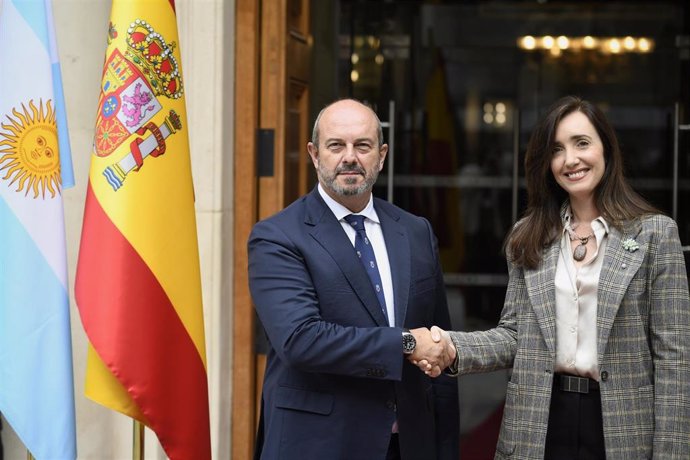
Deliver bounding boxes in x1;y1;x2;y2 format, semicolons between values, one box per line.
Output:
0;99;62;198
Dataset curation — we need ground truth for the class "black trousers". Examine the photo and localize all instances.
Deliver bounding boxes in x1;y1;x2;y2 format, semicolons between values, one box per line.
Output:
544;376;606;460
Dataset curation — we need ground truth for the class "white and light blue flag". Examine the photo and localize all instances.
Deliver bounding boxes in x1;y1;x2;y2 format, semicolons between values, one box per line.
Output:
0;0;77;458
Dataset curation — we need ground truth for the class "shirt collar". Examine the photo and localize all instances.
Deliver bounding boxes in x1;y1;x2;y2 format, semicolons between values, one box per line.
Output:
562;206;610;235
317;183;380;224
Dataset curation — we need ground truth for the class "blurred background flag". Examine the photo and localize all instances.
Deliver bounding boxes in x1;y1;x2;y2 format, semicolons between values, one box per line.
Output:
0;0;77;459
75;0;211;459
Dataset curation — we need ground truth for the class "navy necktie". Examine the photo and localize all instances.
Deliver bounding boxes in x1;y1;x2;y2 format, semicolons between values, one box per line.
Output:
344;214;388;321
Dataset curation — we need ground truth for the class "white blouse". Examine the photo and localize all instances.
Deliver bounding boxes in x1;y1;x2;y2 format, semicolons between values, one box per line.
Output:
553;213;609;380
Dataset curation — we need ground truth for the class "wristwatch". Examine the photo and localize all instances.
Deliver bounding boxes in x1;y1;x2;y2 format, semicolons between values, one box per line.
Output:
402;329;416;355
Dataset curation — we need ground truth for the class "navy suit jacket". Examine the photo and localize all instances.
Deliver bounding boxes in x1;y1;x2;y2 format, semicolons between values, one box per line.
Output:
248;187;459;460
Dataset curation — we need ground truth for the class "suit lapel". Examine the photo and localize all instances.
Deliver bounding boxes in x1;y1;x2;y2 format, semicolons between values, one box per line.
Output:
524;220;646;357
596;221;645;358
525;242;560;353
377;203;409;328
305;190;389;326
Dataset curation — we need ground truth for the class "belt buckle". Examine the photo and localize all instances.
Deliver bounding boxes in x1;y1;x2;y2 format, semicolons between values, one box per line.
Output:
560;375;589;394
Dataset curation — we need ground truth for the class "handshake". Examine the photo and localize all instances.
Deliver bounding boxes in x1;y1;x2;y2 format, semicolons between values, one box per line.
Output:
407;326;456;378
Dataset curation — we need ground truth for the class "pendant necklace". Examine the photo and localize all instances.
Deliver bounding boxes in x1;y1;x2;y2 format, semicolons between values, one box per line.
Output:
566;226;594;262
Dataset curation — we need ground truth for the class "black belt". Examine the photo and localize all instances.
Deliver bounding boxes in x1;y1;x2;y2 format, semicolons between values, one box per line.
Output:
554;374;599;394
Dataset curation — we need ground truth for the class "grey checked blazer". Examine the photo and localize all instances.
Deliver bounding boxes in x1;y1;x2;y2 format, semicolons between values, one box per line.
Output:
449;214;690;459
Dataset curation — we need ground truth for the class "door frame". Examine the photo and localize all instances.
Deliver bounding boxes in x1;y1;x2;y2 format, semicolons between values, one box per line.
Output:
232;0;260;458
232;0;311;458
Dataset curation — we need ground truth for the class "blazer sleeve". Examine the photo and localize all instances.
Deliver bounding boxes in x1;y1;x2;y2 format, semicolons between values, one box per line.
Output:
649;218;690;457
448;259;520;374
248;219;405;380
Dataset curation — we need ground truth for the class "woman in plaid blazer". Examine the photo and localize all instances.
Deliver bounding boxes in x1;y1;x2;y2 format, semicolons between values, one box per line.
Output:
431;96;689;459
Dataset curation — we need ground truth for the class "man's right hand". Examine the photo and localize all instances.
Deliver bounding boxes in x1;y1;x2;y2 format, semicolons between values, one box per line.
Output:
407;327;456;377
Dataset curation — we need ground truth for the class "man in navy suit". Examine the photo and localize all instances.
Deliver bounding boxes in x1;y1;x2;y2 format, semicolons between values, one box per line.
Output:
248;99;459;460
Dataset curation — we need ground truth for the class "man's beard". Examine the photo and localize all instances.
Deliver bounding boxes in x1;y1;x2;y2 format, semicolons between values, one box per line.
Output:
318;162;379;197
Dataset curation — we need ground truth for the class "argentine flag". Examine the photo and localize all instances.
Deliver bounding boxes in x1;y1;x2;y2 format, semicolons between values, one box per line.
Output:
0;0;76;458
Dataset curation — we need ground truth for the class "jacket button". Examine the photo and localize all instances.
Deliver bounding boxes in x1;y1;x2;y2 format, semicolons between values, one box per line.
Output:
600;371;609;382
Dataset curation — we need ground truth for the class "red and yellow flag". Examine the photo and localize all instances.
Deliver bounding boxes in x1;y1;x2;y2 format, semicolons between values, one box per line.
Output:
75;1;210;459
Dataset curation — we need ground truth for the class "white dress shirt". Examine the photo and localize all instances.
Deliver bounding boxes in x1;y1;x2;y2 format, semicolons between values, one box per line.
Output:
317;184;395;326
554;210;609;380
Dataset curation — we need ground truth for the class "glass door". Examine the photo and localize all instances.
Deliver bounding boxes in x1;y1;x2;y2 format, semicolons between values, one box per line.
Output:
315;0;690;455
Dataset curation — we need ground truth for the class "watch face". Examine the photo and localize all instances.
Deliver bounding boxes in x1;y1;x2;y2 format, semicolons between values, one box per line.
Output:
402;332;416;354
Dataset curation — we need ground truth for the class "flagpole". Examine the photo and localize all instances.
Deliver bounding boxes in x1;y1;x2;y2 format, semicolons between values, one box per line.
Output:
27;451;35;460
133;420;145;460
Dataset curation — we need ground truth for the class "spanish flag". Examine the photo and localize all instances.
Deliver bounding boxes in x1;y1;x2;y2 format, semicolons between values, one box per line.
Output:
75;1;210;459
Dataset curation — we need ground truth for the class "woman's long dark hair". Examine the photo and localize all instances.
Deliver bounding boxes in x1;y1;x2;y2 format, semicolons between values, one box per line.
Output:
507;96;659;269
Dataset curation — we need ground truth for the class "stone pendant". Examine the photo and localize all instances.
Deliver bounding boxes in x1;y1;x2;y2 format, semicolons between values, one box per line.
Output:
573;243;587;261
